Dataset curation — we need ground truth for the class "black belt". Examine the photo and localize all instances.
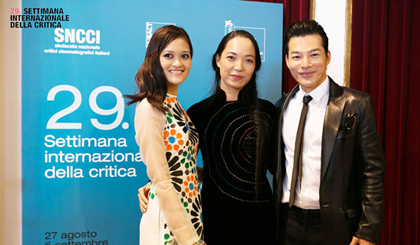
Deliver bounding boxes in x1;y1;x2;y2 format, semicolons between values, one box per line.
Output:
283;203;321;227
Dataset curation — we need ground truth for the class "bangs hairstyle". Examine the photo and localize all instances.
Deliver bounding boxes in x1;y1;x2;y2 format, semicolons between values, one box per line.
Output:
125;25;193;112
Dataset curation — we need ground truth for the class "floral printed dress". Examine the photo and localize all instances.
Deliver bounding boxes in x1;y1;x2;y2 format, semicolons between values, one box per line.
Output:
135;94;203;245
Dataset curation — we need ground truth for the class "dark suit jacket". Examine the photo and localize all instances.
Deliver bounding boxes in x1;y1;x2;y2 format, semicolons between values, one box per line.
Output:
274;78;386;245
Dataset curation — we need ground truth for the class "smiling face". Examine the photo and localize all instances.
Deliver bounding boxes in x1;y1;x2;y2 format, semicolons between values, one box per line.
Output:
160;38;192;95
286;34;331;93
216;36;256;101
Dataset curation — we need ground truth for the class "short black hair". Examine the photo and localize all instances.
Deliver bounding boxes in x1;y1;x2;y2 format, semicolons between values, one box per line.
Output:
284;19;329;56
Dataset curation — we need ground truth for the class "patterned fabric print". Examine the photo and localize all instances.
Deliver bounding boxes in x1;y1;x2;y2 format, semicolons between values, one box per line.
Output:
163;223;174;245
175;102;199;147
164;128;184;152
159;95;202;243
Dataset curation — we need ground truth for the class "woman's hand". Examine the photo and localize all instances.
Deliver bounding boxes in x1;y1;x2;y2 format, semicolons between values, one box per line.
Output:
138;182;151;213
349;236;376;245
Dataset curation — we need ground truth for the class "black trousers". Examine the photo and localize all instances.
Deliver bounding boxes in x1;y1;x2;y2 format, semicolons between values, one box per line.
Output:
280;204;323;245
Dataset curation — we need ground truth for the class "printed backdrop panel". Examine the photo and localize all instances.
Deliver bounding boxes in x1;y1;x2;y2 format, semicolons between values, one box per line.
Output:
21;0;282;244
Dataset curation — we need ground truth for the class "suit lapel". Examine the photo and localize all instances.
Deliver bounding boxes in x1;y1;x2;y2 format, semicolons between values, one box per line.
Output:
321;78;345;181
279;85;299;133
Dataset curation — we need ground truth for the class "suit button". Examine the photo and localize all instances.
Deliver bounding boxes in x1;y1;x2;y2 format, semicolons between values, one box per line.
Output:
322;204;329;208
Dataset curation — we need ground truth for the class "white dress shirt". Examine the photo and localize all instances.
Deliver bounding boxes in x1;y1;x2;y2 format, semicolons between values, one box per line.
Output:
282;77;330;209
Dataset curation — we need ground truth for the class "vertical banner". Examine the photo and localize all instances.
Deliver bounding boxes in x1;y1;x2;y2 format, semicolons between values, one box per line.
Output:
20;0;282;244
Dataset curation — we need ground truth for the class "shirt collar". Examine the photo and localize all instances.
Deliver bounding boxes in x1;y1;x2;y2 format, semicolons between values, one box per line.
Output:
298;76;329;104
216;87;245;103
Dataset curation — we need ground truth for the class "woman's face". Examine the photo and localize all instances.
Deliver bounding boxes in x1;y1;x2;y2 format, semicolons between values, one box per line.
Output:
160;38;192;94
216;36;256;99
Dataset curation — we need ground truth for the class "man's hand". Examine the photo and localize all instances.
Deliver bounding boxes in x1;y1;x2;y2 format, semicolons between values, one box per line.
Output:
138;182;151;213
349;236;376;245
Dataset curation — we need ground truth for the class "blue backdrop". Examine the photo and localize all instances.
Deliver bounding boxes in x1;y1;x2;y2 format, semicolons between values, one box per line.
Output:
21;0;283;244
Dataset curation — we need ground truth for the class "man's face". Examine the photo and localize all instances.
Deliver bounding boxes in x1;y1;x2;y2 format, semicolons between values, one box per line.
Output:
286;34;331;93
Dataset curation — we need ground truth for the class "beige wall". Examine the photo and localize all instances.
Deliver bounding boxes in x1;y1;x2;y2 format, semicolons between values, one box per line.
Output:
313;0;351;86
1;0;22;244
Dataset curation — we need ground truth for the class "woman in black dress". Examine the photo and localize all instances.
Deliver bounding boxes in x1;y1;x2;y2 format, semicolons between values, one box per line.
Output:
186;30;276;245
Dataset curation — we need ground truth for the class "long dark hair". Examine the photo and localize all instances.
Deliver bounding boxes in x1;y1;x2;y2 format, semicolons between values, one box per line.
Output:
211;30;269;191
125;25;193;112
211;30;261;105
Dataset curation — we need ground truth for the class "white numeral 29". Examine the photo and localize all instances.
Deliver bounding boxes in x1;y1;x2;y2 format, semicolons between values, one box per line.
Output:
46;85;125;130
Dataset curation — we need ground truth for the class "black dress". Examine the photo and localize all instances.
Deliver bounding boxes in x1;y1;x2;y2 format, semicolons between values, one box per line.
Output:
187;89;277;245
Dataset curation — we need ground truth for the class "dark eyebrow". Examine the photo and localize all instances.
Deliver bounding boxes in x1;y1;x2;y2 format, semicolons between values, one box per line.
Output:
290;51;301;55
162;50;190;54
290;48;322;54
309;48;322;52
226;51;255;58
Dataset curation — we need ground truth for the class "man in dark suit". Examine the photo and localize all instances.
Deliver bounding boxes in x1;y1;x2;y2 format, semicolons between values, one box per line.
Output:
275;19;385;245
